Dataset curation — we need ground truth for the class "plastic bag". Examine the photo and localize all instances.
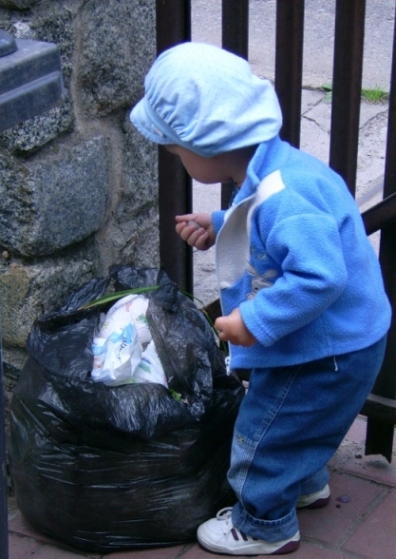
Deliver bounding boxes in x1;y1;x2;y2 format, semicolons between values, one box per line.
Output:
91;321;143;385
91;293;167;387
9;266;244;552
96;293;151;344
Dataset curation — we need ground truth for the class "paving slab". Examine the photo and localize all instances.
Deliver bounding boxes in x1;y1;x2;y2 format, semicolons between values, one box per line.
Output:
8;513;62;546
342;490;396;559
26;544;93;559
298;470;388;546
340;454;396;487
104;545;186;559
8;534;42;559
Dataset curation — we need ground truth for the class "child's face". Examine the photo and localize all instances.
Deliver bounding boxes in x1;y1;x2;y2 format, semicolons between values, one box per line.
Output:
165;145;234;184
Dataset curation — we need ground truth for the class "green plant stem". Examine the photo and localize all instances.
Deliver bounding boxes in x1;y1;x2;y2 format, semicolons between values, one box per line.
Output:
78;286;159;309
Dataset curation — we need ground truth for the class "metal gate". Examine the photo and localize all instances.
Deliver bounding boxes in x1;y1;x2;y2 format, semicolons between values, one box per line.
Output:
155;0;396;461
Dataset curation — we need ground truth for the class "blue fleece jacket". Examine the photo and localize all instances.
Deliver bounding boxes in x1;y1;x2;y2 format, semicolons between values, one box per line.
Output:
213;136;391;369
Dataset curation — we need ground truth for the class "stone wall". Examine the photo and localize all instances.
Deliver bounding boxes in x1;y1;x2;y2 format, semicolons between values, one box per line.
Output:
0;0;159;384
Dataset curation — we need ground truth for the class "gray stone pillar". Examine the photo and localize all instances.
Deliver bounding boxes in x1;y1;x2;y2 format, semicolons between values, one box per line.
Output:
0;0;159;382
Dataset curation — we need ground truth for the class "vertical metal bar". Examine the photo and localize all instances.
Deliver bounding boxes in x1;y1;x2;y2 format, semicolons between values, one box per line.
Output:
220;0;249;210
365;4;396;462
0;324;8;559
156;0;191;55
376;24;396;394
329;0;366;196
156;0;193;292
222;0;249;59
275;0;305;148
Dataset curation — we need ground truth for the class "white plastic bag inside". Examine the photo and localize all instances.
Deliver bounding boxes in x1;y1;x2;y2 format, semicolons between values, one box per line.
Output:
91;322;142;386
91;294;168;387
98;294;151;347
133;340;168;386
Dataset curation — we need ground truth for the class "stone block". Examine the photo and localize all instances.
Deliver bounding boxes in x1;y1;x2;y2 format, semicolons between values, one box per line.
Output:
0;242;99;346
77;0;156;116
110;204;160;267
102;119;160;267
0;35;65;132
122;118;159;206
2;344;27;389
0;93;73;153
0;0;39;7
0;135;110;256
0;8;76;152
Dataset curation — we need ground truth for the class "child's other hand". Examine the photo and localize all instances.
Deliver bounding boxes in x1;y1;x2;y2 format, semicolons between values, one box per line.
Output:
215;308;257;347
175;213;215;250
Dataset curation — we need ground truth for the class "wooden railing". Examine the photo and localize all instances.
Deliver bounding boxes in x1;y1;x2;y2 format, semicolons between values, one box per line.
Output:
155;0;396;461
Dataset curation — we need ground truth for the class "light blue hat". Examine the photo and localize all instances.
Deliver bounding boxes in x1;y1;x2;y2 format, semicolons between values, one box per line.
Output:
130;42;282;157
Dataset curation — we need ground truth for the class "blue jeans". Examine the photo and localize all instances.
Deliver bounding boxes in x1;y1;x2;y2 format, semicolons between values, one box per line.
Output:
228;336;387;542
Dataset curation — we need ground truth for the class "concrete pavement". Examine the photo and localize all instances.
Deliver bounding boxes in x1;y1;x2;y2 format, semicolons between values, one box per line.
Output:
192;0;395;90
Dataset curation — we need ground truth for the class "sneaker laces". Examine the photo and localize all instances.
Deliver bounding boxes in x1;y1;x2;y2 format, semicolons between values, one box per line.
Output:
216;507;233;521
215;507;234;535
215;508;256;542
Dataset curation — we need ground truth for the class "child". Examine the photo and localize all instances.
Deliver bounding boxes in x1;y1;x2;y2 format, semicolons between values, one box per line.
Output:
130;42;391;555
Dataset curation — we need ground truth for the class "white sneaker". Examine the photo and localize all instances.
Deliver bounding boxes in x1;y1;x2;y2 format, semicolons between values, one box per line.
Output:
197;508;300;555
296;484;331;509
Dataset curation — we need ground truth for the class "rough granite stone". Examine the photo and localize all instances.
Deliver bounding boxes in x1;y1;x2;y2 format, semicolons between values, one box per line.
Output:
77;0;156;116
92;116;159;268
0;135;110;255
0;0;159;351
0;5;78;150
122;116;159;207
0;240;99;346
0;0;39;8
108;203;160;267
2;345;27;389
109;117;159;266
0;92;74;153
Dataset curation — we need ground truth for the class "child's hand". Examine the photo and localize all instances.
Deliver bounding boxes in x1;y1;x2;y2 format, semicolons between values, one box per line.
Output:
215;308;257;347
175;213;215;251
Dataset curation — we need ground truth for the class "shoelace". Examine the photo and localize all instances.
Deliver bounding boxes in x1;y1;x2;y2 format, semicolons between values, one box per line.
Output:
215;508;257;542
216;507;233;521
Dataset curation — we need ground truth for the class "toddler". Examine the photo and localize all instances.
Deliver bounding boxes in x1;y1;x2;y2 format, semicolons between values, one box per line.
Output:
130;42;391;555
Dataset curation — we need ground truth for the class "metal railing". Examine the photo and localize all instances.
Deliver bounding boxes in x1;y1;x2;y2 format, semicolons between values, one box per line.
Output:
155;0;396;461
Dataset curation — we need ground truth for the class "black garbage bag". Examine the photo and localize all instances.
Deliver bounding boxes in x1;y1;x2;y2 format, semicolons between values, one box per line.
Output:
9;266;244;552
